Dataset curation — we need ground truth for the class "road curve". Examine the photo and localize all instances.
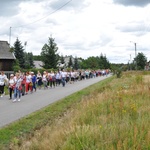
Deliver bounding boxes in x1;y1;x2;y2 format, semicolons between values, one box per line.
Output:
0;75;111;128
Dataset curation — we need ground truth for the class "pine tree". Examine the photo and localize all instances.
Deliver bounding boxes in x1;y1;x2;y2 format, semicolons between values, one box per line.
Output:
68;56;73;68
24;52;35;69
99;54;110;69
102;55;110;69
14;38;25;69
85;56;99;69
60;55;65;64
136;52;147;70
74;57;79;70
28;52;35;68
41;36;59;69
13;59;21;72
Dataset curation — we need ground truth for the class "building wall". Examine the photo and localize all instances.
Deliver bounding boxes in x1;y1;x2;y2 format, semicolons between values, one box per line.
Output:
0;59;14;71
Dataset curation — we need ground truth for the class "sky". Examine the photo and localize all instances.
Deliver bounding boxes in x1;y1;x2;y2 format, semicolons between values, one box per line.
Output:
0;0;150;64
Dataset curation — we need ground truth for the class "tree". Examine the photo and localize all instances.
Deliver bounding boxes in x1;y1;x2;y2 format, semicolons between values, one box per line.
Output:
60;55;65;64
80;58;88;69
79;54;110;70
68;56;73;68
13;59;21;72
13;38;25;69
136;52;147;70
99;54;110;69
9;46;14;53
24;52;35;69
28;52;35;68
33;55;42;61
41;36;59;69
74;57;79;70
86;56;99;69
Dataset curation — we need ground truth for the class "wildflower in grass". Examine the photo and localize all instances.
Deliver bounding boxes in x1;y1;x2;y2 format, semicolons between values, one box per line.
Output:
123;84;129;89
133;108;137;112
122;109;126;113
130;103;136;110
99;125;102;129
117;91;120;95
111;125;115;130
130;104;137;113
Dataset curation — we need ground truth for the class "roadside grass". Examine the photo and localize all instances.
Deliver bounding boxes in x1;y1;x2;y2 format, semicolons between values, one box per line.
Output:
1;71;150;149
10;71;150;150
0;76;113;150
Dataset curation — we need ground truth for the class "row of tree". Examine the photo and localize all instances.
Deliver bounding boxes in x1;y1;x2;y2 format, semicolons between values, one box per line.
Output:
128;52;147;70
11;36;110;71
11;38;35;71
11;35;148;72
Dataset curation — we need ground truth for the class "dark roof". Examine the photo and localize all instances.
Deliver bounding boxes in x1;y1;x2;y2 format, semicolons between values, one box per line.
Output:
0;41;15;59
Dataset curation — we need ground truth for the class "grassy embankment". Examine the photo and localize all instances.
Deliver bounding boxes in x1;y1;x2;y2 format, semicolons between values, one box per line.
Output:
0;71;150;150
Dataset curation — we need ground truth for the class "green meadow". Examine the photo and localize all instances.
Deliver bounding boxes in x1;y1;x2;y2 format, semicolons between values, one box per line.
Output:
0;71;150;150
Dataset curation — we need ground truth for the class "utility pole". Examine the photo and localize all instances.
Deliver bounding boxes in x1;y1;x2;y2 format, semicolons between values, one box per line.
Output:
130;41;137;70
134;42;137;70
9;27;12;46
130;54;131;70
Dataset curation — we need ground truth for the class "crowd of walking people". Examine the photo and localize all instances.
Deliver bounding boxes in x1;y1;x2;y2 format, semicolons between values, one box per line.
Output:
0;69;110;102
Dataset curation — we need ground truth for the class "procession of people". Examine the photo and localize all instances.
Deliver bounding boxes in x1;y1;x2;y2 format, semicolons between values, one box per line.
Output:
0;69;110;102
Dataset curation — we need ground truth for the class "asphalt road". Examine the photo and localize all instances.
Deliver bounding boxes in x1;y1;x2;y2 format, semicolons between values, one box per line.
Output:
0;75;111;128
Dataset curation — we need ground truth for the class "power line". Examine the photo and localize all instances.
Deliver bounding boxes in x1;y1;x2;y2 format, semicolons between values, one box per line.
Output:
9;0;72;46
12;0;72;28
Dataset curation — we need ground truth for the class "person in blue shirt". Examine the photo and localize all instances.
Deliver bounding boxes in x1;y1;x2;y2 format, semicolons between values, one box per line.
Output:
31;72;37;92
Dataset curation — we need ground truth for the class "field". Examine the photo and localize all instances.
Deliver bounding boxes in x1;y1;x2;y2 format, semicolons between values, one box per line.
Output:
0;71;150;150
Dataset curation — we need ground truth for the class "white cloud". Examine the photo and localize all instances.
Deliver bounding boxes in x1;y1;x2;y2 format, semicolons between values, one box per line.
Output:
0;0;150;64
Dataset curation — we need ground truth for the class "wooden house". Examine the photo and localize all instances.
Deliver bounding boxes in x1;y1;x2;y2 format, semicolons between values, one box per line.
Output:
0;41;15;71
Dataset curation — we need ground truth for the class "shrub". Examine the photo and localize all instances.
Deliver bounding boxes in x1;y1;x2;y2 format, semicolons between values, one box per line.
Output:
116;69;122;78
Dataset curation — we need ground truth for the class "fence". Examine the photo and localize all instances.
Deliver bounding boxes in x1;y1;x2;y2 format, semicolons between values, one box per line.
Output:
3;71;14;79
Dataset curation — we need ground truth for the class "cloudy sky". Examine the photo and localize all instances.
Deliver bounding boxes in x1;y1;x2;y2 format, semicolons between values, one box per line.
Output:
0;0;150;63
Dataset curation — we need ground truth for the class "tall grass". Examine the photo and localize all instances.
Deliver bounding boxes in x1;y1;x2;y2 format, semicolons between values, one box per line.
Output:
3;72;150;149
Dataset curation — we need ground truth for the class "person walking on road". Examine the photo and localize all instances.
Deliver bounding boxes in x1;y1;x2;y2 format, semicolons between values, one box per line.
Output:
60;69;66;87
20;72;26;96
49;71;56;88
37;71;43;89
55;70;61;86
13;73;22;102
25;72;32;94
31;72;37;92
42;71;48;89
0;71;8;98
8;74;15;100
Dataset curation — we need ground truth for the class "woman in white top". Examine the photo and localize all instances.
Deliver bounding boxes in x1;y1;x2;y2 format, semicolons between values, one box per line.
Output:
8;74;15;99
49;71;56;88
0;71;8;98
25;72;32;94
70;70;75;84
13;73;22;102
42;71;48;89
55;70;61;86
37;71;42;89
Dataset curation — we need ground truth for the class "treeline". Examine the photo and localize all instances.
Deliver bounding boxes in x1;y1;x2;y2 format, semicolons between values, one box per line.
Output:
10;38;35;71
10;35;111;72
10;35;148;72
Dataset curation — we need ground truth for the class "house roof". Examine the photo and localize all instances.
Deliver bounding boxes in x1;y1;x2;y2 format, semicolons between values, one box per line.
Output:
0;41;15;59
34;61;43;69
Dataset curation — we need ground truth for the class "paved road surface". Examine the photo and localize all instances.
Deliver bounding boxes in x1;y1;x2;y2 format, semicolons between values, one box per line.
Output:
0;75;111;128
